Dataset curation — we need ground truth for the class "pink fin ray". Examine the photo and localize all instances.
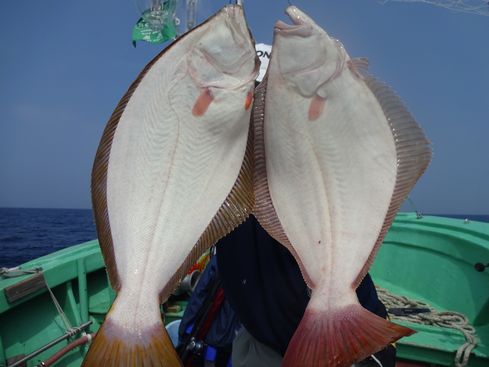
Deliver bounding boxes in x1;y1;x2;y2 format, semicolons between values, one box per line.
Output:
348;57;370;79
282;304;414;367
354;72;432;286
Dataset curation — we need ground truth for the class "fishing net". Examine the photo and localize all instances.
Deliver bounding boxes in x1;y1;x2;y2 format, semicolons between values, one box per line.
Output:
382;0;489;16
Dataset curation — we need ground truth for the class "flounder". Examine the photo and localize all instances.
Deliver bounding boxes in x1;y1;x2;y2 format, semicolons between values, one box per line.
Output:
253;6;431;367
85;5;258;366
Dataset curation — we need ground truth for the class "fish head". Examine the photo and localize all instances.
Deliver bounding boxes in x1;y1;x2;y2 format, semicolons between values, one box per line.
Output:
188;5;259;90
272;6;347;97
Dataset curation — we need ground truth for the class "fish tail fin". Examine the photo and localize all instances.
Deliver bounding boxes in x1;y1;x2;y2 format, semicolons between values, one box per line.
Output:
82;317;182;367
282;304;414;367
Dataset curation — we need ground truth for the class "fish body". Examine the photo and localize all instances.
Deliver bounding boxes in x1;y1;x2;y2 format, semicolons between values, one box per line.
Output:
253;6;431;367
85;5;258;366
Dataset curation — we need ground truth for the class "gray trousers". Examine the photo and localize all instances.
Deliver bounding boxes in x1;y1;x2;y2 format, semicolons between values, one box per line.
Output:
231;327;282;367
231;327;383;367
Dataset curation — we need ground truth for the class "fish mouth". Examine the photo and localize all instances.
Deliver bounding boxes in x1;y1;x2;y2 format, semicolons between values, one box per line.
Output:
274;6;313;37
223;3;243;16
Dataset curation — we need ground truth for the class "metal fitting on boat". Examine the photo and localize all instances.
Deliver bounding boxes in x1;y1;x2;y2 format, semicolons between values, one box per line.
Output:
474;262;488;272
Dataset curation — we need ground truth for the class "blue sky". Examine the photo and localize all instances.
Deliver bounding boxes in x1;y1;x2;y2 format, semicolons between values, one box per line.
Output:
0;0;488;214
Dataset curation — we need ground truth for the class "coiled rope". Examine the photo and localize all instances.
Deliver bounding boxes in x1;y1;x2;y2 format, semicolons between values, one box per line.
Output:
377;286;478;367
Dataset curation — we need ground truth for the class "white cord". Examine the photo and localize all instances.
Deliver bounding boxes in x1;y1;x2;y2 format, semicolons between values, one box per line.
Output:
44;276;73;332
370;354;383;367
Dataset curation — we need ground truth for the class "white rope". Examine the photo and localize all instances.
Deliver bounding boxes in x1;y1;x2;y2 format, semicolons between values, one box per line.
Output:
377;286;478;367
0;267;42;278
43;276;74;335
370;353;384;367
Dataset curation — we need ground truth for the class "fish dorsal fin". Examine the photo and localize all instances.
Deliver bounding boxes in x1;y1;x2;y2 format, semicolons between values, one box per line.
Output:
355;72;432;285
252;77;315;288
348;57;369;79
159;119;255;301
91;50;166;292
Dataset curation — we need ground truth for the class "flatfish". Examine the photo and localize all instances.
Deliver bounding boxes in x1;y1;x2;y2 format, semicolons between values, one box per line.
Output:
253;6;431;367
84;5;258;366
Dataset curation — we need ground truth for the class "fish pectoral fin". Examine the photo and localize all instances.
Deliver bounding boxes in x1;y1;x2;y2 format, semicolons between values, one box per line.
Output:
308;94;327;121
192;87;214;117
244;86;254;111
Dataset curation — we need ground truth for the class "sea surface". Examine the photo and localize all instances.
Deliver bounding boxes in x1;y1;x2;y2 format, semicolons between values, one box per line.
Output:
0;208;488;268
0;208;96;268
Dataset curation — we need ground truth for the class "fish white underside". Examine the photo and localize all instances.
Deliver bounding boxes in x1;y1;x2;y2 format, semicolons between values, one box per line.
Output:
265;65;397;293
105;24;254;328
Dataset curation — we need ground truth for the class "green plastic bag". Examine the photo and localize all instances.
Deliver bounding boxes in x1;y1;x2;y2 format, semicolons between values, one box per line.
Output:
132;0;177;46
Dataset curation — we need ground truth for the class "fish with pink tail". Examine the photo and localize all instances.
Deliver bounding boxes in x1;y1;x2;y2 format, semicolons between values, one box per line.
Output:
253;6;431;367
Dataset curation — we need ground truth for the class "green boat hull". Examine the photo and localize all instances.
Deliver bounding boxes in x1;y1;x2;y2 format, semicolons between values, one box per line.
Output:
0;213;488;366
370;213;489;366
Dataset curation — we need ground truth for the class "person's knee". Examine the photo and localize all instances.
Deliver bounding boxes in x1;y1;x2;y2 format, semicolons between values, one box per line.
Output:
231;328;282;367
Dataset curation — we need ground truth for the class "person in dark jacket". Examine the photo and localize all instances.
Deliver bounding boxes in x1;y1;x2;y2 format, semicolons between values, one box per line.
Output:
178;254;240;367
215;215;395;367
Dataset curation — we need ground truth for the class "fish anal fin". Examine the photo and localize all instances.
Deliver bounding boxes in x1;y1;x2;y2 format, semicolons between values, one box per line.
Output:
355;75;432;286
192;87;214;117
82;318;182;367
252;79;292;248
308;95;327;121
348;57;369;79
282;304;414;367
91;83;132;292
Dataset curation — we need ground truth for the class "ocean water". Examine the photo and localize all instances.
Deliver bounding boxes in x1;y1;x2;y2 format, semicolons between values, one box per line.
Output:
0;208;488;268
0;208;96;268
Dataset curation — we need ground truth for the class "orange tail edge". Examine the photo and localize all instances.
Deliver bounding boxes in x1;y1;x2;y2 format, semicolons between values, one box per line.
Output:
282;304;414;367
81;318;182;367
